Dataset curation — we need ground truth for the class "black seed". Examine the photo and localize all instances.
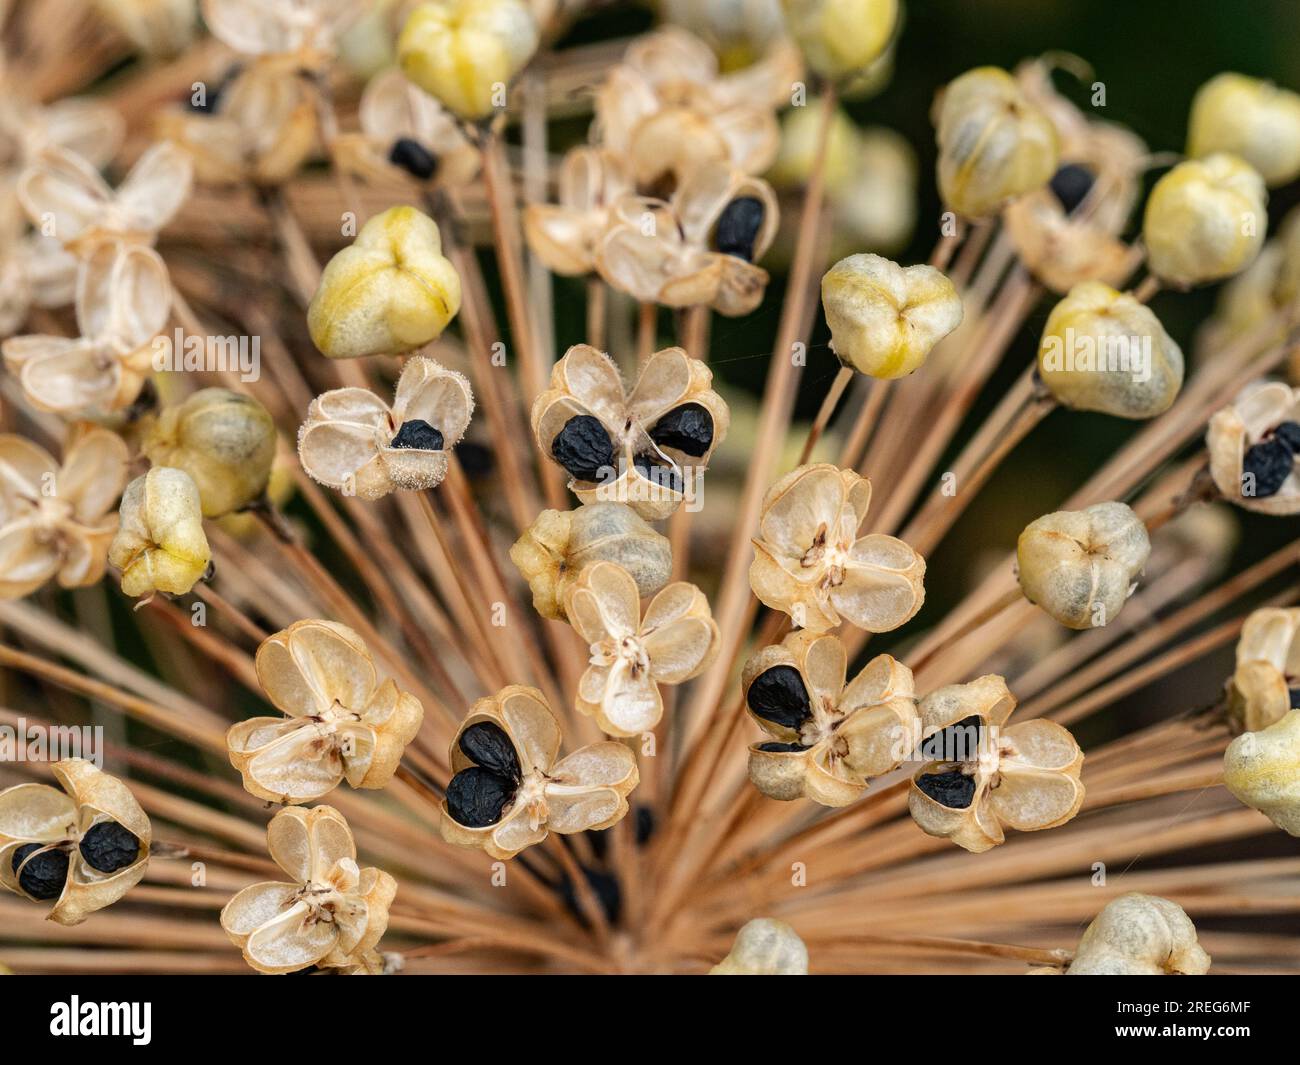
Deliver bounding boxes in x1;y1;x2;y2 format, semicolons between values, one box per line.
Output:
11;843;68;900
1273;421;1300;455
920;715;985;761
756;741;809;752
648;403;714;457
915;768;977;810
632;453;683;493
445;767;515;827
1290;687;1300;710
388;137;440;180
552;414;615;483
1048;163;1095;214
714;196;765;261
458;721;521;781
389;418;444;451
1243;438;1294;498
560;865;621;927
79;821;141;874
746;665;812;730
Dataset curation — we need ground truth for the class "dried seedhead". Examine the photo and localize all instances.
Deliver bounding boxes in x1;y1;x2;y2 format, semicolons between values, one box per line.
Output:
1207;380;1300;515
108;465;211;599
1226;607;1300;733
524;147;631;277
1187;73;1300;188
1065;893;1210;975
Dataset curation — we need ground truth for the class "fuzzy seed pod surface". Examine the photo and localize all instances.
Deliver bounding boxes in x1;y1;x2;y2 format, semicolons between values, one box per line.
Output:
108;466;211;598
1226;607;1300;732
1066;893;1210;975
710;918;809;974
1223;710;1300;836
1187;73;1300;187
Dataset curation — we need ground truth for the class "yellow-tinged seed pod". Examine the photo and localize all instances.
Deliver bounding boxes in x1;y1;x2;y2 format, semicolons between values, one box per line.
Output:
710;918;809;974
781;0;898;82
142;388;276;517
767;99;862;194
1187;74;1300;188
1223;711;1300;836
1143;154;1267;287
307;205;461;359
397;0;539;121
934;66;1058;219
1037;282;1184;419
1066;894;1210;975
821;253;963;378
109;466;211;598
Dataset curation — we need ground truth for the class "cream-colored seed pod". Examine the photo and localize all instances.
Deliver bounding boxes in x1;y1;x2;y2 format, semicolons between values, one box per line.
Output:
307;205;461;359
934;66;1058;219
781;0;898;82
509;502;672;621
821;253;963;379
710;918;809;975
143;388;276;517
1223;711;1300;836
109;466;211;598
1207;380;1300;515
1016;501;1150;629
1187;73;1300;187
1226;607;1300;733
397;0;539;121
767;100;862;194
1143;154;1267;287
94;0;196;57
1036;281;1184;418
1065;893;1210;975
564;561;719;736
0;758;151;926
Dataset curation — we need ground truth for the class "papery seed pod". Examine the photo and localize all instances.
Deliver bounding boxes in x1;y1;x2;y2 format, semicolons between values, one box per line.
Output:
1036;281;1184;418
749;463;925;632
781;0;898;82
1016;501;1150;629
660;0;787;62
564;561;719;736
1226;607;1300;733
821;253;963;379
710;918;808;975
142;388;276;518
397;0;539;121
0;759;151;926
1207;380;1300;515
94;0;197;57
933;66;1058;220
1065;893;1210;975
440;685;639;860
201;0;359;62
1003;185;1138;296
509;502;672;621
108;466;211;598
227;619;425;803
524;147;631;277
831;128;917;258
307;205;461;359
767;98;861;194
743;629;918;806
1187;73;1300;188
1143;154;1267;288
219;806;396;974
1223;710;1300;836
908;675;1084;853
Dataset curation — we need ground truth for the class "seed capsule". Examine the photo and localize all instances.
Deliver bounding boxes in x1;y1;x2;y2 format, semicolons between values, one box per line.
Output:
1208;380;1300;515
109;466;212;599
397;0;539;121
78;821;141;873
1016;501;1150;629
710;917;809;975
446;766;515;828
782;0;899;82
142;388;277;518
821;253;964;379
1036;282;1184;419
1187;73;1300;187
934;66;1059;219
1223;710;1300;836
12;844;68;901
1143;154;1267;287
307;205;461;359
1065;893;1210;975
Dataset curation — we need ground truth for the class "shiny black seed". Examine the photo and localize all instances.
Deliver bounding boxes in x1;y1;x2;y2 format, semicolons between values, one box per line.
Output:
1290;687;1300;710
388;137;440;180
714;196;765;261
552;414;615;482
915;768;977;810
390;419;444;451
79;821;141;873
757;741;809;752
746;665;812;729
12;843;68;900
1048;163;1095;214
920;715;985;761
1243;438;1294;498
649;403;714;457
459;722;521;781
632;454;683;493
445;767;515;827
1273;421;1300;454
